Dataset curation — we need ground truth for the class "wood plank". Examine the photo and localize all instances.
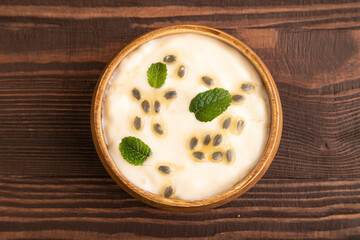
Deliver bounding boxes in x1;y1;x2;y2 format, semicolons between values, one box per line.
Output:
0;0;357;7
0;176;359;239
1;3;359;20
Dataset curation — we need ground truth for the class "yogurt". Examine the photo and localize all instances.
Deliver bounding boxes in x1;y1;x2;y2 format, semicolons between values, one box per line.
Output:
102;33;270;200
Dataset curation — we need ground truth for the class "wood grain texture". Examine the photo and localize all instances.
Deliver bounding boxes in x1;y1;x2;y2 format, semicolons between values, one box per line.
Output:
0;0;359;238
0;176;359;239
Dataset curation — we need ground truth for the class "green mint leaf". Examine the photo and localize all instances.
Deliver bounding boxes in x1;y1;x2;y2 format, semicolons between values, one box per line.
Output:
147;62;167;88
119;136;152;166
189;88;233;122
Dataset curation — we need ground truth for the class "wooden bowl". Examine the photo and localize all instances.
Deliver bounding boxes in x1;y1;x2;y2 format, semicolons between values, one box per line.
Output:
91;25;282;211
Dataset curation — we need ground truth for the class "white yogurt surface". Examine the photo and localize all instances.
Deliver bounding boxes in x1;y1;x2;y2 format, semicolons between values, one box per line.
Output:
102;33;270;200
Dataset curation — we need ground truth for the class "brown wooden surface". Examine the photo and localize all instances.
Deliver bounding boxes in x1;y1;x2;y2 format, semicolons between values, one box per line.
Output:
0;0;359;239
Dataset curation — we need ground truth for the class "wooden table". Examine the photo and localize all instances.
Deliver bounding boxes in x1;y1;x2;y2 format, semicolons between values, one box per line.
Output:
1;1;359;239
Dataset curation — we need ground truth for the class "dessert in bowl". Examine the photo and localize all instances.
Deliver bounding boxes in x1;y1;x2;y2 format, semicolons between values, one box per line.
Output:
91;25;282;211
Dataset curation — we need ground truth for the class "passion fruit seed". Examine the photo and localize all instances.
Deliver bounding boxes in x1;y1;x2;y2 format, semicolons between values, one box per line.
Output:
133;116;141;130
212;152;223;161
237;120;244;132
163;55;176;63
213;134;223;146
222;118;232;129
141;100;150;113
132;88;141;100
189;137;198;150
153;123;164;135
164;90;177;100
177;65;186;78
226;149;234;163
154;100;161;113
158;165;171;174
203;134;211;145
164;186;173;198
241;83;254;92
232;94;245;103
201;76;214;86
193;151;205;160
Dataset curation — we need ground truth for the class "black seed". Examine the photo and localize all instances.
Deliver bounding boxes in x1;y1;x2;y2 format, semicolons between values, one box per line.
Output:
164;186;173;198
141;100;150;113
212;152;223;161
241;83;254;92
193;151;205;160
232;94;245;103
164;90;177;100
201;76;214;86
203;134;211;145
163;55;176;63
222;118;232;129
158;165;171;174
213;134;223;146
177;65;186;78
237;120;244;132
153;123;164;135
154;100;161;113
132;88;141;100
189;137;198;150
133;117;141;130
226;149;234;163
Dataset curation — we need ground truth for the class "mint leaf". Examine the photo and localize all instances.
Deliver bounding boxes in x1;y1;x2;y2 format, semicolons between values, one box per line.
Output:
119;136;152;166
189;88;233;122
147;62;167;88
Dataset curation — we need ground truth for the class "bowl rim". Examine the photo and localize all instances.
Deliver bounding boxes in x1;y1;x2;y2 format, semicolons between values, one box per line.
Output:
91;25;283;211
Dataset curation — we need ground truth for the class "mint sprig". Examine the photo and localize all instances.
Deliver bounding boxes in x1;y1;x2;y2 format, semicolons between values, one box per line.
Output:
147;62;167;88
119;136;152;166
189;88;233;122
